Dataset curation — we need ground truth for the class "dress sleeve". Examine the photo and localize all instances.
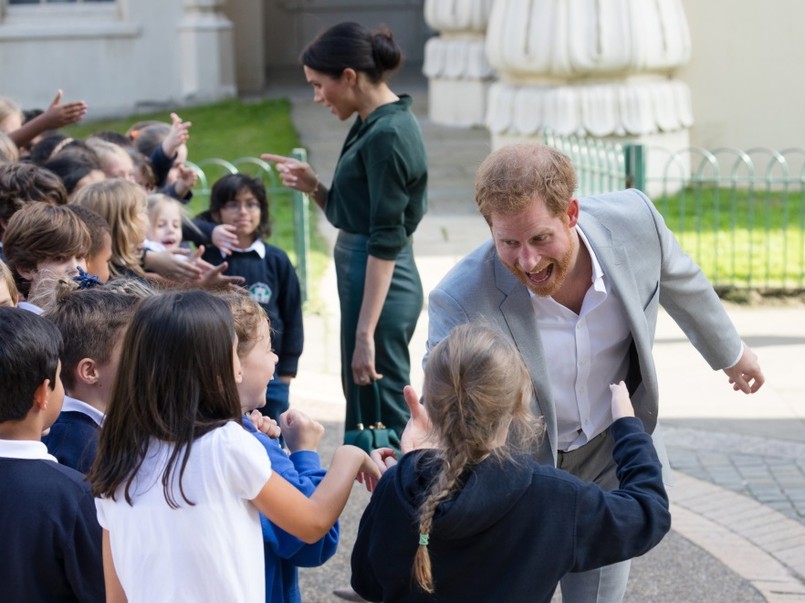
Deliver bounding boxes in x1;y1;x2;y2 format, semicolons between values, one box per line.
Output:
364;128;413;259
223;424;273;500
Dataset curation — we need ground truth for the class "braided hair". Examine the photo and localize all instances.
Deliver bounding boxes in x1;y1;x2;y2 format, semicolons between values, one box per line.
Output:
413;323;543;593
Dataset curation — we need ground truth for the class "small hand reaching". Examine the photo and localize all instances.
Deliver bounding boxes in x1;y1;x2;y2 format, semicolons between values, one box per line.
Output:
211;224;238;257
249;410;282;439
280;408;325;453
609;381;635;421
163;112;191;158
400;385;438;453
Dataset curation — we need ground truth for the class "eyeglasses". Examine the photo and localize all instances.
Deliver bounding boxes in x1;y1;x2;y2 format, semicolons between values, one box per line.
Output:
221;200;261;213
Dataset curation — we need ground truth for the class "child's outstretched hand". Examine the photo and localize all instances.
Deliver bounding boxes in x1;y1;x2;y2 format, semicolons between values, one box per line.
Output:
172;164;198;198
42;89;88;129
400;385;438;453
189;247;246;287
610;381;635;420
211;224;238;257
249;409;282;439
280;408;324;453
163;112;191;158
355;449;383;492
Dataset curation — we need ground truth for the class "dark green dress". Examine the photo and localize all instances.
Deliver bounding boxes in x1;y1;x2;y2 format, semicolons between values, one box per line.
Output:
326;95;427;438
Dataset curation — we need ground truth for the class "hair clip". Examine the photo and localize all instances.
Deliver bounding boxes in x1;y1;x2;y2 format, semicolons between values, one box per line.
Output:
73;266;103;290
419;533;430;547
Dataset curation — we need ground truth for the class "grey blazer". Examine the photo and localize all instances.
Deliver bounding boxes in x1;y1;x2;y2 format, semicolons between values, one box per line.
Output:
426;189;741;465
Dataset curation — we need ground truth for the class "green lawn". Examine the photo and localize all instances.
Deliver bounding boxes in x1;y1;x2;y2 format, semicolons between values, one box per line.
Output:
655;187;805;290
66;98;330;307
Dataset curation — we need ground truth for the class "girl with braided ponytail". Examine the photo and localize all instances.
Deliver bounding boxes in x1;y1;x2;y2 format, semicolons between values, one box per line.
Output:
350;323;671;602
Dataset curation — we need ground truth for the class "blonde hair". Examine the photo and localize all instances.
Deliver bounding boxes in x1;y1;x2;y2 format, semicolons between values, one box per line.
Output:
413;323;543;593
475;143;577;223
146;192;187;242
0;96;22;133
85;138;132;179
72;179;147;278
0;131;19;163
0;260;19;306
219;292;270;357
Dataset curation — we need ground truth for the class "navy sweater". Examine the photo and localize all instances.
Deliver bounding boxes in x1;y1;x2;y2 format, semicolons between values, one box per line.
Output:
202;242;303;377
43;411;100;474
0;457;104;602
352;417;670;603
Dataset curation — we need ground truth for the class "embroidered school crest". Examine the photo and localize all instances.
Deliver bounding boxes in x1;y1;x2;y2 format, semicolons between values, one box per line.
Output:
249;282;272;304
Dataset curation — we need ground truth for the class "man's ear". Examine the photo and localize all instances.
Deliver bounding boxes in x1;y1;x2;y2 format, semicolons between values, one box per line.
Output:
32;379;51;411
76;358;99;386
566;198;580;228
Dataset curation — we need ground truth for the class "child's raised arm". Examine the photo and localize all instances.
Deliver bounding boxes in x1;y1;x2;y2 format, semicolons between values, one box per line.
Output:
252;444;379;544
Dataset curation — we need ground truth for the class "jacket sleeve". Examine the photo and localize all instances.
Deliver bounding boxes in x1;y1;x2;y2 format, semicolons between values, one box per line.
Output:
273;251;304;377
260;439;339;565
571;417;671;572
634;189;742;369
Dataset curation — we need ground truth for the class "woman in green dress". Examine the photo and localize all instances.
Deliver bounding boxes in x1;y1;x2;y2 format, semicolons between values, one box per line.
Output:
263;21;427;440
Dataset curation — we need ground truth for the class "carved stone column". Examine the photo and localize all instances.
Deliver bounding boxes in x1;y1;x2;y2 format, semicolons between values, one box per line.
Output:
423;0;495;127
485;0;693;187
177;0;236;102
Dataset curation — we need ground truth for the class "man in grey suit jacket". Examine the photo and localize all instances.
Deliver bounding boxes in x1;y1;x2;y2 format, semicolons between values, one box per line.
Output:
426;143;764;602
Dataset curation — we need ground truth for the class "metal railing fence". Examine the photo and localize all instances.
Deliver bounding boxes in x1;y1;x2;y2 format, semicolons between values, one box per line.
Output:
543;133;805;293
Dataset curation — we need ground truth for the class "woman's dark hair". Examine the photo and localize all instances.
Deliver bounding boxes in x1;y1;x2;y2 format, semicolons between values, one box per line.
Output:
88;290;242;508
204;173;271;239
301;21;402;83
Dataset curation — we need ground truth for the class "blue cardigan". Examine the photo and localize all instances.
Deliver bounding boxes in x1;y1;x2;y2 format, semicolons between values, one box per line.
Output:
242;415;339;603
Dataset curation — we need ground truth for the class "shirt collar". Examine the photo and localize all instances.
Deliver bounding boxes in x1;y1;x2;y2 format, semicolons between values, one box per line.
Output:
0;439;57;462
576;226;605;289
219;238;266;259
62;395;105;427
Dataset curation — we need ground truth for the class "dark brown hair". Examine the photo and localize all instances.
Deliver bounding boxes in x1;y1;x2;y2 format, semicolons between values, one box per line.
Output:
43;280;138;391
301;21;402;84
89;290;242;508
2;202;91;293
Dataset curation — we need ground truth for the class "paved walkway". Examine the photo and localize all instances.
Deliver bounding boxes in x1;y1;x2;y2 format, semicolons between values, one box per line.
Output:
266;77;805;602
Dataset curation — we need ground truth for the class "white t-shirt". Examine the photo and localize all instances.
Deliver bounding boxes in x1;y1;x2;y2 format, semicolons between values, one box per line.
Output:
96;421;272;603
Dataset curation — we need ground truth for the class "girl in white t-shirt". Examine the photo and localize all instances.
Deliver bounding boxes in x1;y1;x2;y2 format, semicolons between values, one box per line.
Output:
89;290;378;603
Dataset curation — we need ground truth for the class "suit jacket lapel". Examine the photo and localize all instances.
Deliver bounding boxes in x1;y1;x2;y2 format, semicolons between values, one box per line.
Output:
493;254;557;459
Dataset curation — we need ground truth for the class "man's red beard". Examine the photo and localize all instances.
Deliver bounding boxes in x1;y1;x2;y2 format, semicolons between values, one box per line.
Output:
503;229;575;297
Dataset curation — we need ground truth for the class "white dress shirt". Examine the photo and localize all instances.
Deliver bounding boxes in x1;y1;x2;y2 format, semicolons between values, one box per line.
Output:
531;227;632;451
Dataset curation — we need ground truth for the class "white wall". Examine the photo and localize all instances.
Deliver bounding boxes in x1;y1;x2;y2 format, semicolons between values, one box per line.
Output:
0;1;233;119
678;0;805;152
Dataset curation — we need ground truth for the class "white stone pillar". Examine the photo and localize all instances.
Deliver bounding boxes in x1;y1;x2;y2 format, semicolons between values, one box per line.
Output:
423;0;496;127
485;0;693;190
177;0;236;103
